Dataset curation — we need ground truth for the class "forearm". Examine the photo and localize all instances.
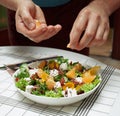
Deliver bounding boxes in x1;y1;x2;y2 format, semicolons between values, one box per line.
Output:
91;0;120;16
0;0;18;10
0;0;32;11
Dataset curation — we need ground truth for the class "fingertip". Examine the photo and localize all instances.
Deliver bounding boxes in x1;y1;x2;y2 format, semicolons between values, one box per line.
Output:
55;24;62;29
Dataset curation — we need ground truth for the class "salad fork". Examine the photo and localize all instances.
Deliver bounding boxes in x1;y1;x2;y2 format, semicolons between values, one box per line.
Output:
0;55;63;76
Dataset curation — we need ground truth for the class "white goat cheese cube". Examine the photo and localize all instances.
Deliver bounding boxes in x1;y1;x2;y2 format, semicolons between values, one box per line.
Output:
60;63;68;70
25;85;34;93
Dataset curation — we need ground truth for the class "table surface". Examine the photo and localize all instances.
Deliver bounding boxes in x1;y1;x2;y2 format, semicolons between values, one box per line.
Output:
0;46;120;116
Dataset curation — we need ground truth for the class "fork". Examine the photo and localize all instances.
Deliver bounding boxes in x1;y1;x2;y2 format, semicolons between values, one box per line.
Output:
0;55;63;76
4;65;16;76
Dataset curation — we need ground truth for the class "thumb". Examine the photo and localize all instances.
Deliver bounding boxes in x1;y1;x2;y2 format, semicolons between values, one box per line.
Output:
35;6;47;25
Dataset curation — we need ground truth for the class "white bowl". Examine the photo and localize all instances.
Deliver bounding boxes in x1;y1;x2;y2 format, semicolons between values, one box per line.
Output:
16;82;100;106
13;68;101;106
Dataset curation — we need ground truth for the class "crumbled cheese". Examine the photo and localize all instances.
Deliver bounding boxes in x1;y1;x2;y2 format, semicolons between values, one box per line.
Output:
54;82;61;88
75;77;83;83
62;87;77;97
24;78;31;82
50;69;59;77
25;85;34;93
60;63;68;70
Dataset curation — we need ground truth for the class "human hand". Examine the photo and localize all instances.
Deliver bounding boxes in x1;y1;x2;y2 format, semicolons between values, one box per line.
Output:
15;0;62;43
68;1;110;51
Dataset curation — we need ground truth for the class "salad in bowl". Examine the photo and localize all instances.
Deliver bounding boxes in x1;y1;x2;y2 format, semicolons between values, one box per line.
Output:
13;56;101;105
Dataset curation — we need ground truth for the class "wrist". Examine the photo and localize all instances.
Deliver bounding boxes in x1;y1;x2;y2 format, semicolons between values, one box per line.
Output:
90;0;110;16
91;0;120;16
16;0;33;10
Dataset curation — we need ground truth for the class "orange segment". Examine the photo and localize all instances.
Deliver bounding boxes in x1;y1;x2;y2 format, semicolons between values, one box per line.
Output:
73;63;82;71
90;66;101;75
66;68;76;79
35;19;41;27
82;72;96;83
38;60;47;69
67;43;70;48
82;66;100;83
62;82;75;90
37;69;49;81
46;78;55;90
